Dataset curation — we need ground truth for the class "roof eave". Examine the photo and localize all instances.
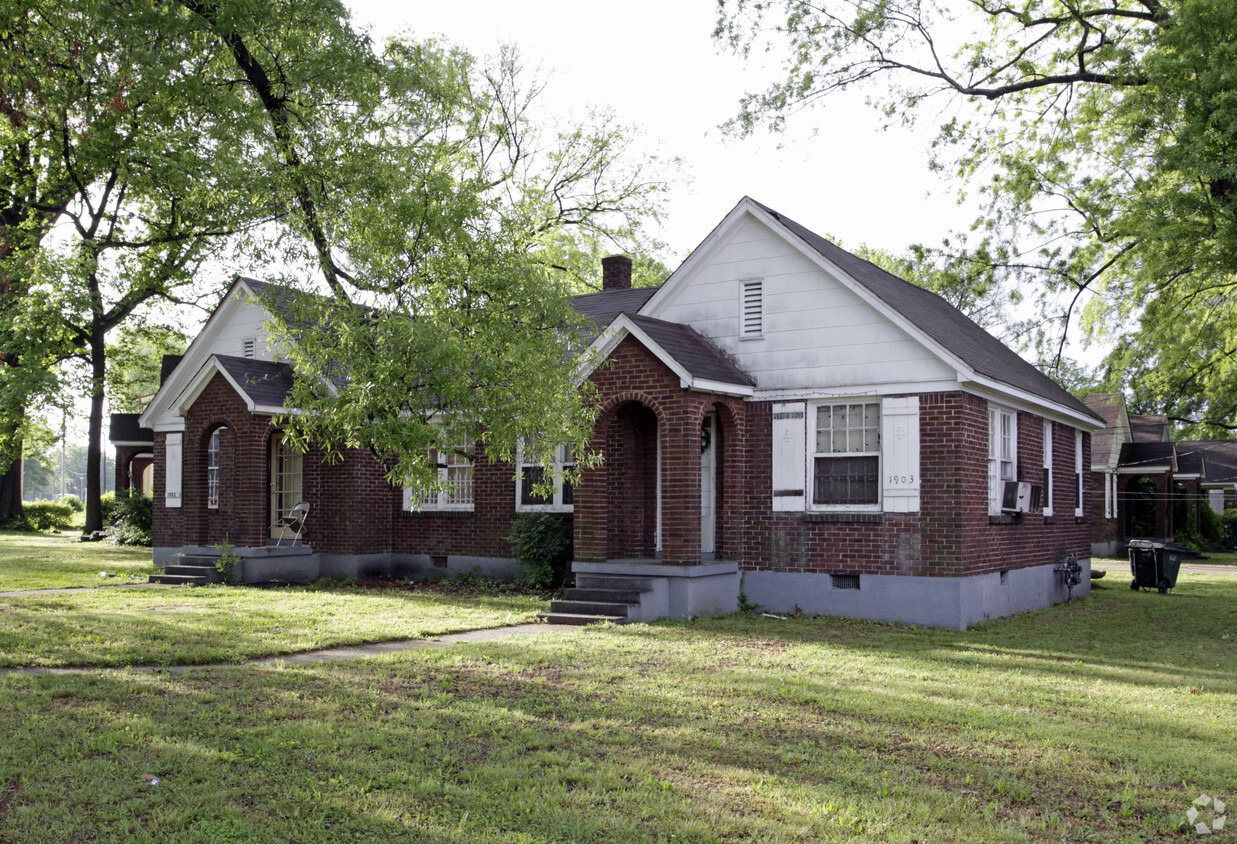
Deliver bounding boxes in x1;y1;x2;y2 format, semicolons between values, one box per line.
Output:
575;314;754;397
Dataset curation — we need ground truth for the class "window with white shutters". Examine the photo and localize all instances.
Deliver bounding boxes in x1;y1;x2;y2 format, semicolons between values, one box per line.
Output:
812;402;881;507
739;279;763;338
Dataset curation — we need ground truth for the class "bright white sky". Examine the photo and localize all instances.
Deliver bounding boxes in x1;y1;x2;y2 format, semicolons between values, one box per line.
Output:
345;0;971;264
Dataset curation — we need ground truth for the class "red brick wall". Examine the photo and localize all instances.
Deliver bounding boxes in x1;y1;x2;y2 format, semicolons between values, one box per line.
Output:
738;392;1091;578
574;335;747;566
390;441;535;560
152;346;1091;581
156;372;541;560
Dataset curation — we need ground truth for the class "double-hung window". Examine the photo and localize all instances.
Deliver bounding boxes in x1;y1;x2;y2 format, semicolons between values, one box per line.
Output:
206;428;225;509
812;402;880;508
1074;430;1084;517
988;406;1017;514
404;438;474;511
517;444;574;512
1042;420;1054;516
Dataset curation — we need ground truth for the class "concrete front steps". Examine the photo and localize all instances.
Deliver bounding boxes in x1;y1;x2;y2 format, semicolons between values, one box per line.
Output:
149;555;222;586
537;577;652;625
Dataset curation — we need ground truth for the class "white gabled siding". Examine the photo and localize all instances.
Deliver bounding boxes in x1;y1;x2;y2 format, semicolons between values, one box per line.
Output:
881;397;920;512
646;215;956;392
215;300;273;360
771;402;806;511
164;432;183;508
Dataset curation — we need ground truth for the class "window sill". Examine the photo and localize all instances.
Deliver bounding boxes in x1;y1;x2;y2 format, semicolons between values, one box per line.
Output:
402;509;475;518
804;511;883;524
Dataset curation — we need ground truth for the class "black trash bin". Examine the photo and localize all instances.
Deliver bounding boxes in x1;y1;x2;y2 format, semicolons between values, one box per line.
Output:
1127;540;1182;594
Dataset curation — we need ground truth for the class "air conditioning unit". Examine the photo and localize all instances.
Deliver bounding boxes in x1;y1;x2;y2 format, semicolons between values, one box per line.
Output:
1001;481;1043;514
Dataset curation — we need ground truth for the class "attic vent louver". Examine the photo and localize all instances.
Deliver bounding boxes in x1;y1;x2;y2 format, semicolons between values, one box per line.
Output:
740;279;763;337
242;338;256;359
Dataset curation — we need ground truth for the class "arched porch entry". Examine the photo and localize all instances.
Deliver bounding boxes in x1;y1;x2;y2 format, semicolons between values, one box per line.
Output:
607;401;661;559
1124;475;1161;539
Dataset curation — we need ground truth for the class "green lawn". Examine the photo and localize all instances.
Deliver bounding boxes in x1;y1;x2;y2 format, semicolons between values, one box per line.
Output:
0;529;156;591
1;571;1233;843
0;583;547;667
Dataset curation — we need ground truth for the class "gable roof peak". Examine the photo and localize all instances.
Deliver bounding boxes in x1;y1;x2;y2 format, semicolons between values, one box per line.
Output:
728;197;1103;426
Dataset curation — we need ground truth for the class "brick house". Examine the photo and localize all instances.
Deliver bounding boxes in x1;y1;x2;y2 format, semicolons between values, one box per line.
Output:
136;197;1103;629
1086;392;1237;555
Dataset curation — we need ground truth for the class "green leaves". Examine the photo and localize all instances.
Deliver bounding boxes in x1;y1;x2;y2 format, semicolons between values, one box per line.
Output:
717;0;1237;431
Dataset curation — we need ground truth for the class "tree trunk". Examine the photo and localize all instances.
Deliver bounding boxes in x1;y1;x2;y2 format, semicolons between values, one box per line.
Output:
0;409;26;525
0;452;23;525
83;324;107;535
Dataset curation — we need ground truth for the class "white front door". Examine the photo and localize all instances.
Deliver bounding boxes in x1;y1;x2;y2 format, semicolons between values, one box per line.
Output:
701;413;716;558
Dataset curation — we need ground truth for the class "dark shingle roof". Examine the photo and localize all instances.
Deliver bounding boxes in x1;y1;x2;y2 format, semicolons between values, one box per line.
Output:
1129;414;1169;443
571;286;660;331
109;413;153;444
628;315;754;388
1181;441;1237;485
238;277;328;325
1084;394;1123;466
748;199;1101;423
214;355;296;409
1120;441;1176;471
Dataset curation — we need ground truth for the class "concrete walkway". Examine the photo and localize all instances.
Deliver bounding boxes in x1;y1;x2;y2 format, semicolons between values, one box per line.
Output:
0;582;176;598
0;623;564;676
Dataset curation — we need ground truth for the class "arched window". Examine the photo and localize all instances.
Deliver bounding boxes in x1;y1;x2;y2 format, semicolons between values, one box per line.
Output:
207;428;227;509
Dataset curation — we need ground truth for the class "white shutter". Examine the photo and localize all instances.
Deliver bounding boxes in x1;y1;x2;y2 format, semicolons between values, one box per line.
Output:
164;432;183;509
881;397;920;512
771;401;806;511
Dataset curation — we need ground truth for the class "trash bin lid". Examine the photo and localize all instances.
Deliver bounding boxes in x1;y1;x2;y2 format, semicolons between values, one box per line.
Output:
1127;540;1163;550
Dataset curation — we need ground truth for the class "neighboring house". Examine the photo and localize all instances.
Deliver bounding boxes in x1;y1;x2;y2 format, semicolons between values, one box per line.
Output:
109;412;154;495
131;197;1103;629
1086;392;1237;554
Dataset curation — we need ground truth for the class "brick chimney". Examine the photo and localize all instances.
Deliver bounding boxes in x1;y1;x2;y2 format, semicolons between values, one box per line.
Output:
601;254;632;291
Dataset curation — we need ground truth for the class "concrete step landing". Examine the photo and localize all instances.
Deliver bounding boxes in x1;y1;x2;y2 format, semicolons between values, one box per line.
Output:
538;582;654;626
149;562;221;586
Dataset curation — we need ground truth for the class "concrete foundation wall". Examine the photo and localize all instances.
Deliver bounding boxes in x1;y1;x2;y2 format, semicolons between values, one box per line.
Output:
153;546;520;584
742;558;1091;630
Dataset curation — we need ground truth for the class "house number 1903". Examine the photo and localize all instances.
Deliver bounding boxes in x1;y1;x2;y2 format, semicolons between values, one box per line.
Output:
888;475;915;486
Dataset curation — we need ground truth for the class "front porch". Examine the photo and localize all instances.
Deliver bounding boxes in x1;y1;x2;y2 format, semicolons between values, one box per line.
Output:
541;558;741;623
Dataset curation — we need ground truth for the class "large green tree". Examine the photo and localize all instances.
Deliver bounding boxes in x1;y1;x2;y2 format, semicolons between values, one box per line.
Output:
1;0;671;525
269;43;673;489
716;0;1237;435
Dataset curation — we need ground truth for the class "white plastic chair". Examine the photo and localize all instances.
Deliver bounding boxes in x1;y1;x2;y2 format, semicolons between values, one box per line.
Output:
274;501;310;547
